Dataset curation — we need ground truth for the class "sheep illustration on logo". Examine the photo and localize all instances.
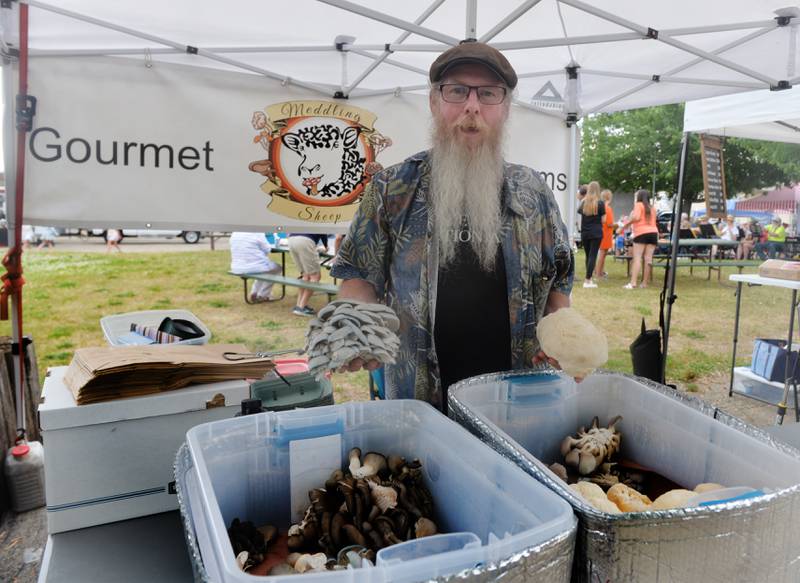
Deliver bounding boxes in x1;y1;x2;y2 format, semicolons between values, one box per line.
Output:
249;101;392;223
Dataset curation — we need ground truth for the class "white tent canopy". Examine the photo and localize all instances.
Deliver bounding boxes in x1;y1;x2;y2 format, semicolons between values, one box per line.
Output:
683;86;800;143
10;0;800;117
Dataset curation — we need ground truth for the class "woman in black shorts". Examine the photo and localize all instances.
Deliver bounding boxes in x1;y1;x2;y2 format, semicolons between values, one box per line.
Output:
619;190;659;289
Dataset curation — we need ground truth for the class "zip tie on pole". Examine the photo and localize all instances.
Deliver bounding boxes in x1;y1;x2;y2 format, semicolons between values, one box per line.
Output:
186;45;198;55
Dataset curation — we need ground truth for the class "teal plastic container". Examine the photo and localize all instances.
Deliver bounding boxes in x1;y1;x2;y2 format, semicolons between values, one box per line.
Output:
250;371;334;411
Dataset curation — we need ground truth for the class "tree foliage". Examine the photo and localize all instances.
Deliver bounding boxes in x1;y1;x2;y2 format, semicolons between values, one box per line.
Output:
580;103;800;202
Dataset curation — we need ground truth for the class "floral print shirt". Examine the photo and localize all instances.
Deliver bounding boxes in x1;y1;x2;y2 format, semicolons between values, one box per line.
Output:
331;150;574;409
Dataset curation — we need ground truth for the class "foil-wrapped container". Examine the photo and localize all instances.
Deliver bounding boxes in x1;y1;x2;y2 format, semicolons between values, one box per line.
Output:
448;370;800;583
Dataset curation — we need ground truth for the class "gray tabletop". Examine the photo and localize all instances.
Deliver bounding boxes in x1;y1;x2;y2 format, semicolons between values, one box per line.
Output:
38;511;194;583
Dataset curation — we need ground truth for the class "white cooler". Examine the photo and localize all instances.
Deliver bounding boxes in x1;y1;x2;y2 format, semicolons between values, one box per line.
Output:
39;366;249;533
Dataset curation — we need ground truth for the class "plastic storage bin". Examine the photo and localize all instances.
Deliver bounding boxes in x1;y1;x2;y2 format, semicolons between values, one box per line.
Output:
100;309;211;346
449;370;800;583
750;338;800;382
177;400;577;583
4;441;45;512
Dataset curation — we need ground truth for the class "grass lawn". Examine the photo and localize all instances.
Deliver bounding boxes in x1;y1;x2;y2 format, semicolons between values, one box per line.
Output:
1;247;790;403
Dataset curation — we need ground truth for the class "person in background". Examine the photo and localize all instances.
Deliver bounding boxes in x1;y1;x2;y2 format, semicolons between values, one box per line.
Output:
287;233;328;316
719;215;739;259
594;189;614;280
37;227;57;249
737;219;755;260
106;228;123;253
759;216;786;259
577;181;605;288
229;231;282;303
619;189;658;289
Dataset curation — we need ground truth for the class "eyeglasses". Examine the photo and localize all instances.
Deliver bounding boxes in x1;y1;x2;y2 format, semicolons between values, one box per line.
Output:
438;83;507;105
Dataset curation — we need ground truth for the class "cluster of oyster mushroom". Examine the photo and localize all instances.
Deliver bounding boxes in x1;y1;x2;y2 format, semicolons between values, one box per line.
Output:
229;448;438;575
305;300;401;379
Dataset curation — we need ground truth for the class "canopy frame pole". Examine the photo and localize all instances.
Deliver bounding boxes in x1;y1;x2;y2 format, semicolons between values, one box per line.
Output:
588;26;776;114
350;84;429;98
30;45;343;56
26;18;780;57
339;50;348;96
466;0;477;39
788;21;797;78
566;123;579;245
349;48;428;77
662;131;691;383
579;68;764;89
315;0;459;45
346;0;446;95
479;0;543;43
23;0;334;97
559;0;783;87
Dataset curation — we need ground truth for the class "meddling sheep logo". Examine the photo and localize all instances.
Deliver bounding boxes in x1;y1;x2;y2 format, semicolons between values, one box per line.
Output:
249;101;391;223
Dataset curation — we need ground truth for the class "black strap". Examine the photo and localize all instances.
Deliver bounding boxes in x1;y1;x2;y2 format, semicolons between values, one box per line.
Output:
641;318;647;335
158;317;205;340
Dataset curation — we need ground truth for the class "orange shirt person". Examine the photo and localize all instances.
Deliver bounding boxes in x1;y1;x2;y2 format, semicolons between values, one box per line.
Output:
619;190;658;289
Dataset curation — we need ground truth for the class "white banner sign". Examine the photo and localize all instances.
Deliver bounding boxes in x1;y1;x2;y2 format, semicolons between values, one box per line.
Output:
24;56;570;233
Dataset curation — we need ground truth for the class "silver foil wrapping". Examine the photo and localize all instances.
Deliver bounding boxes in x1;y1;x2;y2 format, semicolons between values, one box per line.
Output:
174;443;577;583
448;369;800;583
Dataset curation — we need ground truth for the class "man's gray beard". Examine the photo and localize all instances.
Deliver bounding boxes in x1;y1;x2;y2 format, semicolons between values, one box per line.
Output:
430;118;505;271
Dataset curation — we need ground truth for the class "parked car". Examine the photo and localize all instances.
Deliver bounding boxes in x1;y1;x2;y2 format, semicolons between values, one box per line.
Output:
90;229;203;244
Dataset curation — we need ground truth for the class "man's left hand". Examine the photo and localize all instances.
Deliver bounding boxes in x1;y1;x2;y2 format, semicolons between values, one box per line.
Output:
532;350;584;383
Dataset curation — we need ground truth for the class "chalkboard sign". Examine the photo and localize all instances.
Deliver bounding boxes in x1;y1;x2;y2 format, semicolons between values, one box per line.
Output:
700;135;727;219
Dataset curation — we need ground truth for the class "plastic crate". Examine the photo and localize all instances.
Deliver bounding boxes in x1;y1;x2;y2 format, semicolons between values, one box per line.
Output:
179;400;576;583
100;310;211;346
449;371;800;583
750;338;800;383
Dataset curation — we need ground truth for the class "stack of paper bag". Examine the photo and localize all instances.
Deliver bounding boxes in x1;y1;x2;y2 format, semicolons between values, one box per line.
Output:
64;343;274;404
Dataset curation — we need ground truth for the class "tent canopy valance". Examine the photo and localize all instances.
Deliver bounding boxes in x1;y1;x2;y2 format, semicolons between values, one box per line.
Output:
735;185;800;213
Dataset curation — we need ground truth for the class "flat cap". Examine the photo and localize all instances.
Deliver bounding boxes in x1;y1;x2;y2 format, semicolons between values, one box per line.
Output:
429;40;517;89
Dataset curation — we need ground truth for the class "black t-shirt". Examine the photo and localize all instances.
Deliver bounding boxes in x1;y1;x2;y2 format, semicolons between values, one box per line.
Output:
434;231;511;413
578;200;605;240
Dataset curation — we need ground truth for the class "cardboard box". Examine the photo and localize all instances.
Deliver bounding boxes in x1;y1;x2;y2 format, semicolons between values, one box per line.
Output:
758;259;800;281
39;366;249;533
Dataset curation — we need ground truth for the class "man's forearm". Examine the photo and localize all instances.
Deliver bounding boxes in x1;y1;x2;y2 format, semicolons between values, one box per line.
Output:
545;290;570;315
339;278;379;303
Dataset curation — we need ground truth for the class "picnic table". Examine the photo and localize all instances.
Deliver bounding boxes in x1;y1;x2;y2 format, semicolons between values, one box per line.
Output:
614;238;755;280
229;244;339;304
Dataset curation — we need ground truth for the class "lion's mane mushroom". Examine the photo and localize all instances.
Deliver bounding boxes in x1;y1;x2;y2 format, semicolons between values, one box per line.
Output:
536;308;608;378
560;416;622;475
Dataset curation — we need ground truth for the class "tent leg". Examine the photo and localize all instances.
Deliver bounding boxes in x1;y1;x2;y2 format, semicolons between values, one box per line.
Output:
661;132;690;383
566;123;579;244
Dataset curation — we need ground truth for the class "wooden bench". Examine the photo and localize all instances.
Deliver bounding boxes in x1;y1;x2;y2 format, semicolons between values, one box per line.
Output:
228;271;340;304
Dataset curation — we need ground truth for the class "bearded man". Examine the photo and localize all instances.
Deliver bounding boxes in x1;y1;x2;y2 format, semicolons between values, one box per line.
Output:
330;40;574;412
